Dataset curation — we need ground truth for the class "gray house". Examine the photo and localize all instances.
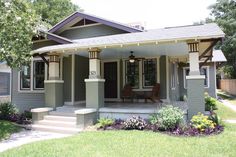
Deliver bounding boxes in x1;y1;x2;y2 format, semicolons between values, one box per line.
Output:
0;62;11;103
11;12;226;133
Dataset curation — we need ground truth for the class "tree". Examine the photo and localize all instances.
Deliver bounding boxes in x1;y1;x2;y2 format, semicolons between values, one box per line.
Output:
0;0;40;68
0;0;80;68
31;0;80;26
209;0;236;78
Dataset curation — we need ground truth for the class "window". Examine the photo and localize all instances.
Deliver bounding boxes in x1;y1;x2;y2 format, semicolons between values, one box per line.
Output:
183;66;209;88
124;58;158;89
33;61;45;89
19;59;46;91
171;62;178;89
20;66;31;90
125;61;139;88
0;72;10;95
143;59;157;87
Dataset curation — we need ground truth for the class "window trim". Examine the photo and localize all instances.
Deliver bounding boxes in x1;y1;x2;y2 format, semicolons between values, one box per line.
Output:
125;60;140;89
183;66;210;89
33;60;45;90
142;58;157;88
18;57;48;93
170;62;178;90
123;57;160;90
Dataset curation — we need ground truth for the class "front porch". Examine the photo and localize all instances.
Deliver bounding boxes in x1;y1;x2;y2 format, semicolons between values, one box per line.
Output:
49;101;188;120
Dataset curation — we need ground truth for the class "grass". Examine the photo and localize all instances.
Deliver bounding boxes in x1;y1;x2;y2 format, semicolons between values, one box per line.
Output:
0;120;21;141
215;100;236;120
1;124;236;157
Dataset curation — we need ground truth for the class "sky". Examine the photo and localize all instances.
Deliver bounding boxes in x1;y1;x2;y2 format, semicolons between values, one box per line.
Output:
71;0;216;29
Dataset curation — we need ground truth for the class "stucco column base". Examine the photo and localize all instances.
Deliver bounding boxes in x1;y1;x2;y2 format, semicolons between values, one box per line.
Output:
85;79;105;109
186;75;205;120
75;108;97;129
44;80;64;109
31;107;53;123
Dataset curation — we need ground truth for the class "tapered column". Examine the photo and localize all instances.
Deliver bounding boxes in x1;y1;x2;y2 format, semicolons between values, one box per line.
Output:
44;53;64;109
187;43;205;119
85;48;105;109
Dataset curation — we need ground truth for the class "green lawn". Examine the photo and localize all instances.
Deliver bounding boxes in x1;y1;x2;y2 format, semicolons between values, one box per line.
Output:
215;101;236;120
1;124;236;157
0;120;21;141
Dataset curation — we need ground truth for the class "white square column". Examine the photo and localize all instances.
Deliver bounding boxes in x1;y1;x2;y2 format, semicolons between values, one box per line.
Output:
187;43;205;119
85;48;105;109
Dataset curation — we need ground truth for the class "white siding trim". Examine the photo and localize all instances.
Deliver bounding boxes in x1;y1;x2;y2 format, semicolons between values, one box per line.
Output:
71;54;75;105
166;56;170;101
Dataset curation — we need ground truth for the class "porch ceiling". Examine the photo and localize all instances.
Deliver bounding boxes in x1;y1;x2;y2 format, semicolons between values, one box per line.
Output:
74;42;189;59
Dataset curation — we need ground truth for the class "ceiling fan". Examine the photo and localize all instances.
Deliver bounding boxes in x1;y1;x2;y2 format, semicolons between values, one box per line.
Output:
129;51;145;63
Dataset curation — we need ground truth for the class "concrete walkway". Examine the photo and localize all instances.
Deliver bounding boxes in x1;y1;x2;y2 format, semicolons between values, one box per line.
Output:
224;120;236;124
0;130;71;153
220;99;236;112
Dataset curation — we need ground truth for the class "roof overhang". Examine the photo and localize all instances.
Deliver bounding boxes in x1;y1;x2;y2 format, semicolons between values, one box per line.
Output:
32;23;225;56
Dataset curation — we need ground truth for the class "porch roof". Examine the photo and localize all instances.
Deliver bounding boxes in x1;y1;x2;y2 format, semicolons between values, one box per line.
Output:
32;23;224;55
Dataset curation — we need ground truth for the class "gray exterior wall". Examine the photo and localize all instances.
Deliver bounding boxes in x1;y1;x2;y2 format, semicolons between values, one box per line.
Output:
169;62;181;101
75;55;89;101
63;55;72;102
60;24;127;40
11;69;45;112
179;62;216;99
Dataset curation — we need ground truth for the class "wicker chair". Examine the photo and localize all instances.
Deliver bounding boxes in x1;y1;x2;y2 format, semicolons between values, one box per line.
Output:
121;84;134;102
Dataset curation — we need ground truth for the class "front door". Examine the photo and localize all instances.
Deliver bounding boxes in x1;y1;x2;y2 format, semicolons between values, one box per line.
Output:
104;62;118;98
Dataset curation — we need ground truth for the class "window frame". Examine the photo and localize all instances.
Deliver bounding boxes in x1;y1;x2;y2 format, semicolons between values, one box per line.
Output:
123;57;159;90
183;66;209;89
170;62;178;90
33;60;45;90
20;66;31;90
125;60;140;89
142;58;157;88
18;58;48;93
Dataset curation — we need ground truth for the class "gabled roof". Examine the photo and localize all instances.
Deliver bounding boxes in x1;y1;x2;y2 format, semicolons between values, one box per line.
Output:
32;23;225;55
49;11;143;34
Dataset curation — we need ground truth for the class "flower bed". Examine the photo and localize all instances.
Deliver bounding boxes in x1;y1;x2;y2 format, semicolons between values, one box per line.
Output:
96;106;224;137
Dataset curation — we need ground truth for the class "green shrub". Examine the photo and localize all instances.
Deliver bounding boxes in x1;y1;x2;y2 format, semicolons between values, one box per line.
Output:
205;96;217;111
191;112;215;132
96;118;114;129
208;111;223;126
149;105;184;131
123;116;147;130
0;102;18;120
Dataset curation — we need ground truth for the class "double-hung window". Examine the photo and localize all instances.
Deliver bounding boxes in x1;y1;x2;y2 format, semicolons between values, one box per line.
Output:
125;58;157;89
125;61;139;88
143;59;157;87
19;59;46;91
183;66;209;88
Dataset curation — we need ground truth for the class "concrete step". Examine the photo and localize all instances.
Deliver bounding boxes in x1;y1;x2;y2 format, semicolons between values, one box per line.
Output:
44;115;76;122
36;120;76;127
32;124;81;134
49;111;76;117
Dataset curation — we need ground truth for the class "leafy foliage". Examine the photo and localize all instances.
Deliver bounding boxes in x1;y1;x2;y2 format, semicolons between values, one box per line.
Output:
209;0;236;78
31;0;80;26
0;0;40;68
149;105;184;131
96;118;114;129
190;113;215;132
123;116;147;130
0;102;18;120
205;95;217;111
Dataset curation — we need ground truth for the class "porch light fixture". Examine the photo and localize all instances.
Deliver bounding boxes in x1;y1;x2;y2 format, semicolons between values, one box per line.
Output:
129;51;135;63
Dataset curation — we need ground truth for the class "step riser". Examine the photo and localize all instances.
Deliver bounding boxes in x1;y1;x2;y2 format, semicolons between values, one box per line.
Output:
49;112;76;117
44;116;76;122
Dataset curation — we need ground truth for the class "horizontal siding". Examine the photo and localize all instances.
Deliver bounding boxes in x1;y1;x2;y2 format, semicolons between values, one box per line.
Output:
11;69;45;112
60;24;127;40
